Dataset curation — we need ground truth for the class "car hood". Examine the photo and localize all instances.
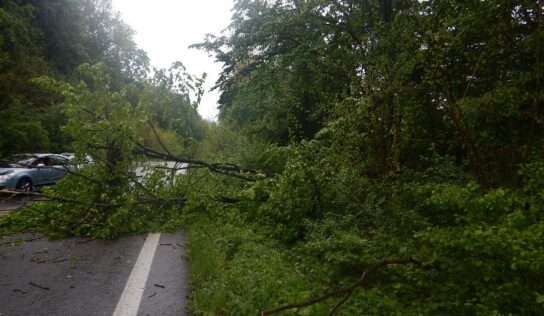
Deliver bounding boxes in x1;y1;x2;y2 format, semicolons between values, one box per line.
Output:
0;167;21;175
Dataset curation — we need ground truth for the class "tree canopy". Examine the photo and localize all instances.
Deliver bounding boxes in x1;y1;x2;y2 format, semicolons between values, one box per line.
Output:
198;0;543;184
0;0;152;156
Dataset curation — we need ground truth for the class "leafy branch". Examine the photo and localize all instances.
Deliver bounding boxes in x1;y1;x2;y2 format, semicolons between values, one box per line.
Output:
0;189;187;208
261;258;421;316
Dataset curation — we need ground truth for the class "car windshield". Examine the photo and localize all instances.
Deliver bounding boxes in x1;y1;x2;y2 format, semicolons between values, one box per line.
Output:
0;154;37;167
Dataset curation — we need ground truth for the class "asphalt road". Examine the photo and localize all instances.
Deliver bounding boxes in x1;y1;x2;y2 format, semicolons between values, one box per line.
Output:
0;231;189;316
0;196;35;215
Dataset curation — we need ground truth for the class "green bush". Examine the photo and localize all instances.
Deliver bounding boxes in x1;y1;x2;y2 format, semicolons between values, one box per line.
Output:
185;136;544;314
187;213;328;315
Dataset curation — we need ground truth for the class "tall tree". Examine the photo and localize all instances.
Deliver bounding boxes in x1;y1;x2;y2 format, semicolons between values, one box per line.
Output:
200;0;543;183
0;0;151;156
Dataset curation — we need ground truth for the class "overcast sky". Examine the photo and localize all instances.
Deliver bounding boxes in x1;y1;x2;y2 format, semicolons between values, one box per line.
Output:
112;0;234;121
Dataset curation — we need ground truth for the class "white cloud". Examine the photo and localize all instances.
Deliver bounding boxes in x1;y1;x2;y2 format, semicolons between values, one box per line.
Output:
112;0;234;121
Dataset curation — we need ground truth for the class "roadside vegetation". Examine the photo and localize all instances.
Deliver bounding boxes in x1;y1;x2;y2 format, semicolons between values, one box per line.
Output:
1;0;543;315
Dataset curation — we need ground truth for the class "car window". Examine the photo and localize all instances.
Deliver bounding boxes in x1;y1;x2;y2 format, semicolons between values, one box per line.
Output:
4;155;36;166
34;157;51;166
51;156;68;166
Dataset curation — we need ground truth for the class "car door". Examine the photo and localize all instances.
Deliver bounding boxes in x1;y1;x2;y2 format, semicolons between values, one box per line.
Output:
48;155;69;182
31;157;51;186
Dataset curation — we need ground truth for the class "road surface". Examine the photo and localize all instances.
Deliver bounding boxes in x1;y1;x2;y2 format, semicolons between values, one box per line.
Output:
0;231;189;316
0;196;35;216
134;162;188;180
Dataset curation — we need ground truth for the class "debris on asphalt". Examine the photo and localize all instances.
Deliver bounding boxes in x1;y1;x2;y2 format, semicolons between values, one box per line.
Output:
29;282;50;291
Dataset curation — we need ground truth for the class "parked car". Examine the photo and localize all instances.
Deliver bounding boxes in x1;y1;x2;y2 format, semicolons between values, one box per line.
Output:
0;153;72;191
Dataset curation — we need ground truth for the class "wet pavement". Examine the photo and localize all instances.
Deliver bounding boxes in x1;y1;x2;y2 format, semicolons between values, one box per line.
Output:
0;195;35;216
0;231;188;316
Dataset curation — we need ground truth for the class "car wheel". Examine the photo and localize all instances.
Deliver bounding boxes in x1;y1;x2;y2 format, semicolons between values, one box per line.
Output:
16;178;32;192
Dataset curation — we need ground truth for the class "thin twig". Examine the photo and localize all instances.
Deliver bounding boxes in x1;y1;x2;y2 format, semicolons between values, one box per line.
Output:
147;120;174;158
329;293;350;315
28;282;50;291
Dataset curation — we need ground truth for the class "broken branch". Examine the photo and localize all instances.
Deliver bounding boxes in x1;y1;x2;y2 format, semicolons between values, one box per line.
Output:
261;258;420;316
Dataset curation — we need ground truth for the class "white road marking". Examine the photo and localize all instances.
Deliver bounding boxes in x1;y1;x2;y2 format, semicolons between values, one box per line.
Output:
113;233;161;316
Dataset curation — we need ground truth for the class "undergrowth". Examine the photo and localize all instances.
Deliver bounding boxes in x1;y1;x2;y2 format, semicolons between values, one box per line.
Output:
187;212;328;315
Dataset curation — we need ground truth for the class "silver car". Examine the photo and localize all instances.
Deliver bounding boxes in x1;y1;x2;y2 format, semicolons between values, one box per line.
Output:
0;154;72;191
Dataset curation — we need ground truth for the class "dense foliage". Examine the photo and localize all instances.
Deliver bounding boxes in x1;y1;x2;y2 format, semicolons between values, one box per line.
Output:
0;0;149;156
187;0;544;314
0;1;204;237
198;0;543;185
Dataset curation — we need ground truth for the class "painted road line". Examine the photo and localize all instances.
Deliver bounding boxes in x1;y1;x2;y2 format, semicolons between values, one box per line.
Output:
113;233;161;316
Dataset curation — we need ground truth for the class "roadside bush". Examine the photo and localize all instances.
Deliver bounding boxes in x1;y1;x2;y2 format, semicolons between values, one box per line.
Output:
187;213;327;315
185;136;544;314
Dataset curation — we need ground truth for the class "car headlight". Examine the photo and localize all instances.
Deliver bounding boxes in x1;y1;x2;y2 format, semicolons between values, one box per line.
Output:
0;170;14;181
